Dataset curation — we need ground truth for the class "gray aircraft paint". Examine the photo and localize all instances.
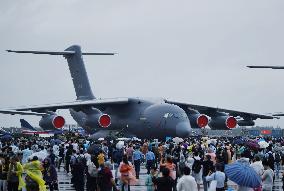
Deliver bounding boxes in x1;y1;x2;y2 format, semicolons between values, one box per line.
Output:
60;45;192;138
0;45;275;139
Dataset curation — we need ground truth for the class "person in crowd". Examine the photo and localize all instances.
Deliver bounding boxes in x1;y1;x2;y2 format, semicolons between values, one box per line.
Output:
177;154;186;178
153;167;175;191
202;155;214;191
132;146;143;179
192;152;202;191
205;163;226;191
160;156;176;181
57;144;65;171
119;155;136;191
22;145;32;164
24;156;46;191
126;144;134;162
177;166;198;191
42;158;57;191
274;151;281;178
71;151;86;191
0;156;9;191
97;150;105;166
47;149;56;166
98;162;118;191
262;160;274;191
86;155;98;191
64;145;73;174
7;156;24;191
146;149;156;174
250;156;264;177
102;143;109;159
145;166;158;191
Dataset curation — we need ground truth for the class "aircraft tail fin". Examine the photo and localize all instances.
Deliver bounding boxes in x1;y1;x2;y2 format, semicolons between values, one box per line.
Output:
7;45;116;100
20;119;37;131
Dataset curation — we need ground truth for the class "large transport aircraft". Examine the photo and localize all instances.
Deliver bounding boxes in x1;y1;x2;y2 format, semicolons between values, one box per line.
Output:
0;45;276;139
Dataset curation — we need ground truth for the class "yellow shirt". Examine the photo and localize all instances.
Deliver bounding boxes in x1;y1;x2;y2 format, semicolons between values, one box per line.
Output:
97;154;105;165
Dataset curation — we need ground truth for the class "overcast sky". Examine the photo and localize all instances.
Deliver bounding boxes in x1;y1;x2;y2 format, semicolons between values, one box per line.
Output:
0;0;284;128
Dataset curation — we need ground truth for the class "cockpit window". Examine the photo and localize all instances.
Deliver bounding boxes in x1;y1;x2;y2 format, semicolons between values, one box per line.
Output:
164;113;187;119
163;113;173;118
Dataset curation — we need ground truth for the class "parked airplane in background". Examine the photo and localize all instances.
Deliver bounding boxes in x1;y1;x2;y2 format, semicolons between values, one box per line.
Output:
0;45;276;139
247;66;284;69
20;119;63;135
247;65;284;118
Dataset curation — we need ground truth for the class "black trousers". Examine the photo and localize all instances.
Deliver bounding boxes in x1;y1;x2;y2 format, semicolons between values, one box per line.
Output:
8;181;19;191
134;160;141;178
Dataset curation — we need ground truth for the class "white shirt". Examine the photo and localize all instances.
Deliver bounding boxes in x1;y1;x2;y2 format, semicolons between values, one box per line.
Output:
177;175;198;191
250;161;264;176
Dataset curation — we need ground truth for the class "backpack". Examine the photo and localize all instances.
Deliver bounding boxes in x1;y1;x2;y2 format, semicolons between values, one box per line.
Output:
88;163;98;177
73;156;87;170
275;153;281;163
192;158;202;174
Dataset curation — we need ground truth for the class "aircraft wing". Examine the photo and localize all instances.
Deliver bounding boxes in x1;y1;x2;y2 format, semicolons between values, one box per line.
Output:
165;100;275;120
0;109;46;116
0;98;129;113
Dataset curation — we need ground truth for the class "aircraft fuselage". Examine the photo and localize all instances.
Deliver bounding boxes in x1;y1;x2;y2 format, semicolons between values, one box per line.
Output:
70;98;192;139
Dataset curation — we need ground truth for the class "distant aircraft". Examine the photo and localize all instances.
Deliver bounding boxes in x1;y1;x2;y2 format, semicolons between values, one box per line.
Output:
247;65;284;118
0;45;276;139
247;66;284;69
20;119;63;135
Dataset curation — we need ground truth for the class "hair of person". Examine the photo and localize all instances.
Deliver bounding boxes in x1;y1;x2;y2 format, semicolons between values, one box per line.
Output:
254;156;260;161
122;155;129;165
161;167;170;177
262;159;269;167
215;163;223;171
206;155;211;160
32;156;38;161
183;166;191;175
166;156;173;164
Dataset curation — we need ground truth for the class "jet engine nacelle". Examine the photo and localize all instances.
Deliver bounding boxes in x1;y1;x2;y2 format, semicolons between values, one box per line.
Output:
39;115;65;130
237;120;255;126
188;114;209;128
208;115;237;130
85;113;111;128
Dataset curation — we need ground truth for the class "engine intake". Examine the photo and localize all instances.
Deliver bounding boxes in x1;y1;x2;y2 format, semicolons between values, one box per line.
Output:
39;115;65;130
98;114;111;128
188;113;209;128
209;115;237;130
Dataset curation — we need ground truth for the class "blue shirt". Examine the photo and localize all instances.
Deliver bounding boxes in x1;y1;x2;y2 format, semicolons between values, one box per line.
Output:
206;171;226;188
146;151;155;161
133;150;143;160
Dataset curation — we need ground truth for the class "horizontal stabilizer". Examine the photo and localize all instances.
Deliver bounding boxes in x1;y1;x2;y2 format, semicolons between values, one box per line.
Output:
247;66;284;69
6;50;116;55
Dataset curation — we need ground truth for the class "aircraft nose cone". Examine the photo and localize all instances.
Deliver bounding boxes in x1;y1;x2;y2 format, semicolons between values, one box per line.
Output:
176;122;191;137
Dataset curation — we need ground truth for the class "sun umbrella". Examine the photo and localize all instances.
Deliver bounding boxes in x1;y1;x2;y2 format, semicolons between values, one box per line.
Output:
258;141;269;149
245;140;260;150
116;141;124;149
225;162;261;188
273;146;284;152
233;138;245;145
257;138;265;142
172;137;184;144
1;134;12;142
